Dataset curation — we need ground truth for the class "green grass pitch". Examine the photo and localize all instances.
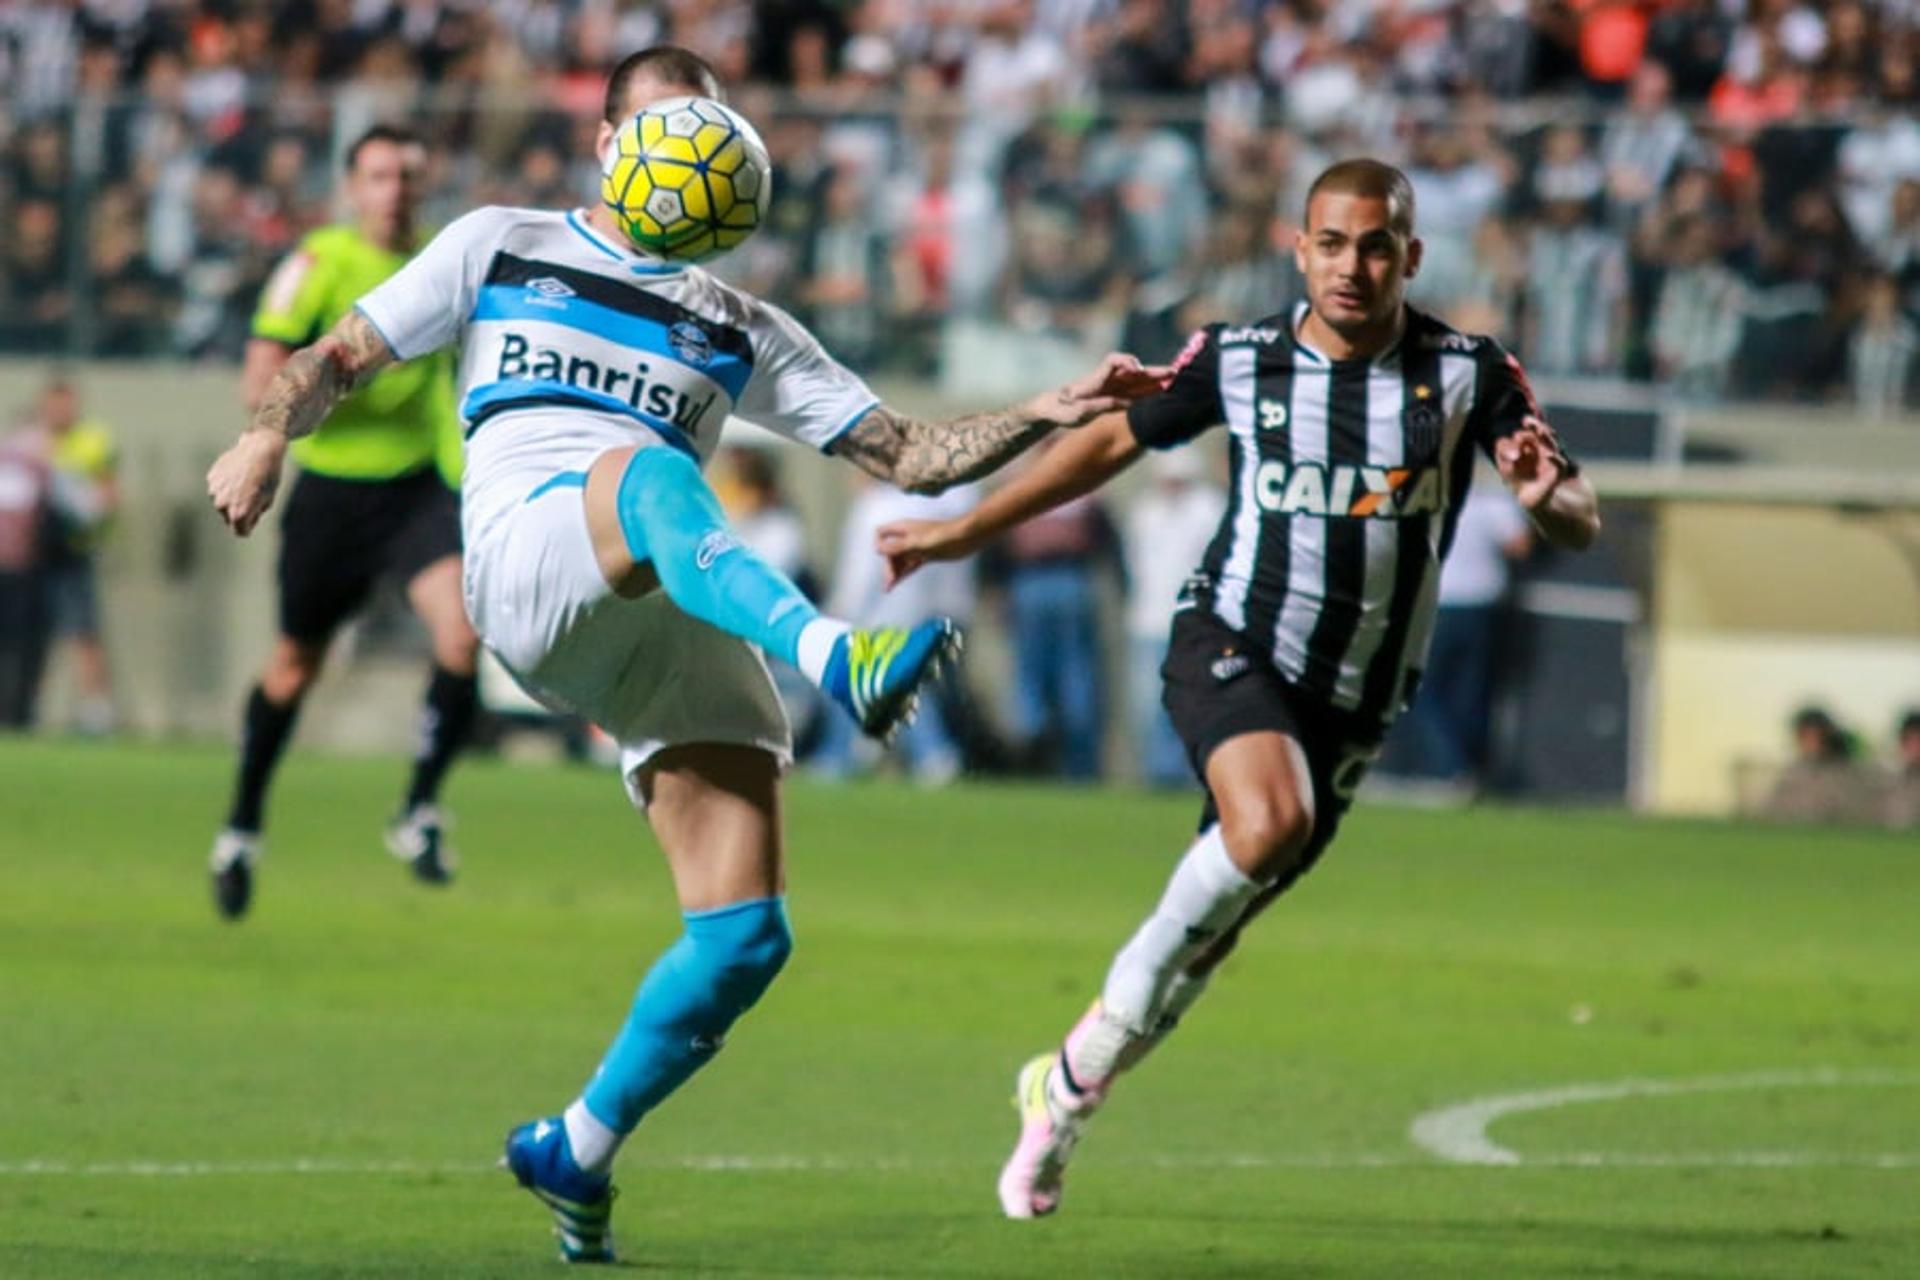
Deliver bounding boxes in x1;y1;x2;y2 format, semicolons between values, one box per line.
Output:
1;738;1916;1278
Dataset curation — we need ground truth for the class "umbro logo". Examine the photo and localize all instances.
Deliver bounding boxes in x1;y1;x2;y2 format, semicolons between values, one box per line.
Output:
526;277;576;302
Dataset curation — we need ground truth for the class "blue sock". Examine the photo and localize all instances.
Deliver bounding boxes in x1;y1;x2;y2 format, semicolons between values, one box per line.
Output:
616;447;821;669
581;896;793;1135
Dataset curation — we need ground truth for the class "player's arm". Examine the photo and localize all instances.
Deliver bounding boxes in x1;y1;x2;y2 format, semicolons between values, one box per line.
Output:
1475;343;1600;551
831;352;1167;496
1496;417;1600;551
875;411;1143;586
239;339;294;413
207;311;398;535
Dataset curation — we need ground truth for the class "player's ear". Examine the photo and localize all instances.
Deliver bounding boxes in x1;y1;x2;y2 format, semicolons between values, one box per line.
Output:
1404;235;1424;281
594;120;616;164
1293;224;1310;275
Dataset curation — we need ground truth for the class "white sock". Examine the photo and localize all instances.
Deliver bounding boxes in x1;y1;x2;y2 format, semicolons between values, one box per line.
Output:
1099;826;1259;1036
563;1098;621;1175
796;618;851;686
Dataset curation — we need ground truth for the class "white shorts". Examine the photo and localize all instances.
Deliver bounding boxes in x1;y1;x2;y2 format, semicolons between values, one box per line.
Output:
462;465;791;803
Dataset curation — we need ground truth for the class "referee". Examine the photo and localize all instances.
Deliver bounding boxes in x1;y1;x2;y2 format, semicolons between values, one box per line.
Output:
209;124;480;921
878;158;1602;1216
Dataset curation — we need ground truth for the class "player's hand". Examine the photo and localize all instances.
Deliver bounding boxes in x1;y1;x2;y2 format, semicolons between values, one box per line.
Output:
207;429;289;536
1023;353;1172;430
1495;415;1569;512
876;517;981;589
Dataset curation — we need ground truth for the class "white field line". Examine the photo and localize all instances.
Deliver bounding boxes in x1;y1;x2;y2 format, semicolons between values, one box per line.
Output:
4;1069;1915;1179
1;1150;1916;1178
1409;1068;1920;1167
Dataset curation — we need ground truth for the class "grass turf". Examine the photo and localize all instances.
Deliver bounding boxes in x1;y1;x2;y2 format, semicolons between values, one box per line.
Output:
0;737;1915;1278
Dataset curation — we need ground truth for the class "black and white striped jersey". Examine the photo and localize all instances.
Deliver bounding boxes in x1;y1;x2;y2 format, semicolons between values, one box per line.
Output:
1125;302;1564;734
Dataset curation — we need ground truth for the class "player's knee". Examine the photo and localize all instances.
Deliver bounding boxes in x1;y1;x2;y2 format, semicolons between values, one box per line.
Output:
261;641;324;703
691;897;793;1016
1218;793;1313;880
615;447;714;587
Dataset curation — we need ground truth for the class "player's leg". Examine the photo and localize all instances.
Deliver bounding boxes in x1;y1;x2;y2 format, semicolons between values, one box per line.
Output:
386;513;482;882
504;746;791;1263
997;730;1313;1218
581;445;955;739
210;472;370;920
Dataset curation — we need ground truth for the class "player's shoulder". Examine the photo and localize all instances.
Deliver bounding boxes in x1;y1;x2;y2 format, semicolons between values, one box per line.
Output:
1405;304;1510;363
678;267;811;350
438;204;564;246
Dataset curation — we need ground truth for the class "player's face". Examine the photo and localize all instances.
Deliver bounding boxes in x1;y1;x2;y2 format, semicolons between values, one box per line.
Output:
595;72;705;164
1295;192;1422;336
346;140;427;235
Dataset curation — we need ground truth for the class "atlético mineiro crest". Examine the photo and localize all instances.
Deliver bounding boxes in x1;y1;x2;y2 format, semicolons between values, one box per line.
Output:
1404;383;1443;460
670;321;714;367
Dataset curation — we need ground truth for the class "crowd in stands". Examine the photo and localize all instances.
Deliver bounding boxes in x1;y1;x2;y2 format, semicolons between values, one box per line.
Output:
3;0;1919;406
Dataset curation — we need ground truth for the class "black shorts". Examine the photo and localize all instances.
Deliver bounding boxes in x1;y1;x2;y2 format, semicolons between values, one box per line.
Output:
276;467;462;644
1161;607;1383;878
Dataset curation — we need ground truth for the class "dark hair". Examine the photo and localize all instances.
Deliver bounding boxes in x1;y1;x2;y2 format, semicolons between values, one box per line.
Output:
1899;710;1920;740
345;123;423;173
604;46;722;124
1305;158;1416;236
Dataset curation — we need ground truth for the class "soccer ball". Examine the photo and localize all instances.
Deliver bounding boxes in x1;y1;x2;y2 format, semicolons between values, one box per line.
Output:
601;96;772;264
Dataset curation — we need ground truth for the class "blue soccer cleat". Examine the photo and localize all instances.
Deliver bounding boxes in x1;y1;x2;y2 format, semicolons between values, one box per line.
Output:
501;1116;617;1264
822;619;962;742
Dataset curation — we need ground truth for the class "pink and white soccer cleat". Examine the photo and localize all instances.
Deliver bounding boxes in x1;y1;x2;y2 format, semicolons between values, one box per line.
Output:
997;1054;1086;1219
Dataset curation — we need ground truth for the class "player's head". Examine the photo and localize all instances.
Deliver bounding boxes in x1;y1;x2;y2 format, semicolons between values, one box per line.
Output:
343;123;426;243
598;46;723;161
1296;159;1421;338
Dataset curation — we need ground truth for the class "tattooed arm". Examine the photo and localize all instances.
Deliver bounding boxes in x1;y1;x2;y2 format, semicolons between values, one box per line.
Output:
829;352;1166;495
207;310;397;535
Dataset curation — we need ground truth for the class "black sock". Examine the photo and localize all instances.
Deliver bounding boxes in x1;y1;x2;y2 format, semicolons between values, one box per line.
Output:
227;685;301;833
404;666;479;810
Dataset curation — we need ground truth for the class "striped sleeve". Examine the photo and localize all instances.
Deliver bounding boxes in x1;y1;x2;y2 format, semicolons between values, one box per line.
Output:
1126;325;1225;450
1469;338;1579;472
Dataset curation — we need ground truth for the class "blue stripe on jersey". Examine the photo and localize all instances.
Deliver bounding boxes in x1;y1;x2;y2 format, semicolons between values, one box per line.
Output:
469;285;752;401
460;381;699;459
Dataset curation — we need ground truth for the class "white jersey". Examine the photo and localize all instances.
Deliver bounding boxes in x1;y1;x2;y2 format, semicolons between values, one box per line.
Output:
355;205;879;544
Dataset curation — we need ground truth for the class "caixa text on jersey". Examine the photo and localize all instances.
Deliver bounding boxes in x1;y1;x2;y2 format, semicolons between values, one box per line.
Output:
1254;460;1444;519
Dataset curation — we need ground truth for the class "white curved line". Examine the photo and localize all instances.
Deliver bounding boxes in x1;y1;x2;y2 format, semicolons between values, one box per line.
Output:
1410;1068;1920;1166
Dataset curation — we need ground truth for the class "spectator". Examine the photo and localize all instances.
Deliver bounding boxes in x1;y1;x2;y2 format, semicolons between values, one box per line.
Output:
798;165;888;368
1885;711;1920;830
1084;105;1209;287
1761;705;1880;825
1525;136;1629;376
819;474;982;783
1;200;74;355
1652;215;1747;401
1123;447;1224;788
1851;274;1918;417
987;474;1122;780
1396;483;1533;793
0;421;54;728
35;380;119;736
1600;61;1692;226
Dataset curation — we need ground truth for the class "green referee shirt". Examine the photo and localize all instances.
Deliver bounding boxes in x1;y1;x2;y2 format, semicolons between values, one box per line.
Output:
251;224;461;484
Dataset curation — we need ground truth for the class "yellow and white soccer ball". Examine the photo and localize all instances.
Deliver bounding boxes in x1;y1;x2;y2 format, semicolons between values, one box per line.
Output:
601;96;772;264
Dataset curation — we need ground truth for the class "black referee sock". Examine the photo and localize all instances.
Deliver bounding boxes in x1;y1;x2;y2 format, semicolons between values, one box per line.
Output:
403;666;479;811
227;685;302;834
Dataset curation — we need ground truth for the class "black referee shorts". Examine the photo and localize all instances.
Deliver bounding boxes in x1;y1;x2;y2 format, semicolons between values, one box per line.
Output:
276;467;462;645
1160;607;1382;877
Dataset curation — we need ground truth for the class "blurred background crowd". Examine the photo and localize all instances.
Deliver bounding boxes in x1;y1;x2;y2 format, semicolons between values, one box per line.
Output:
2;0;1919;408
2;0;1917;822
